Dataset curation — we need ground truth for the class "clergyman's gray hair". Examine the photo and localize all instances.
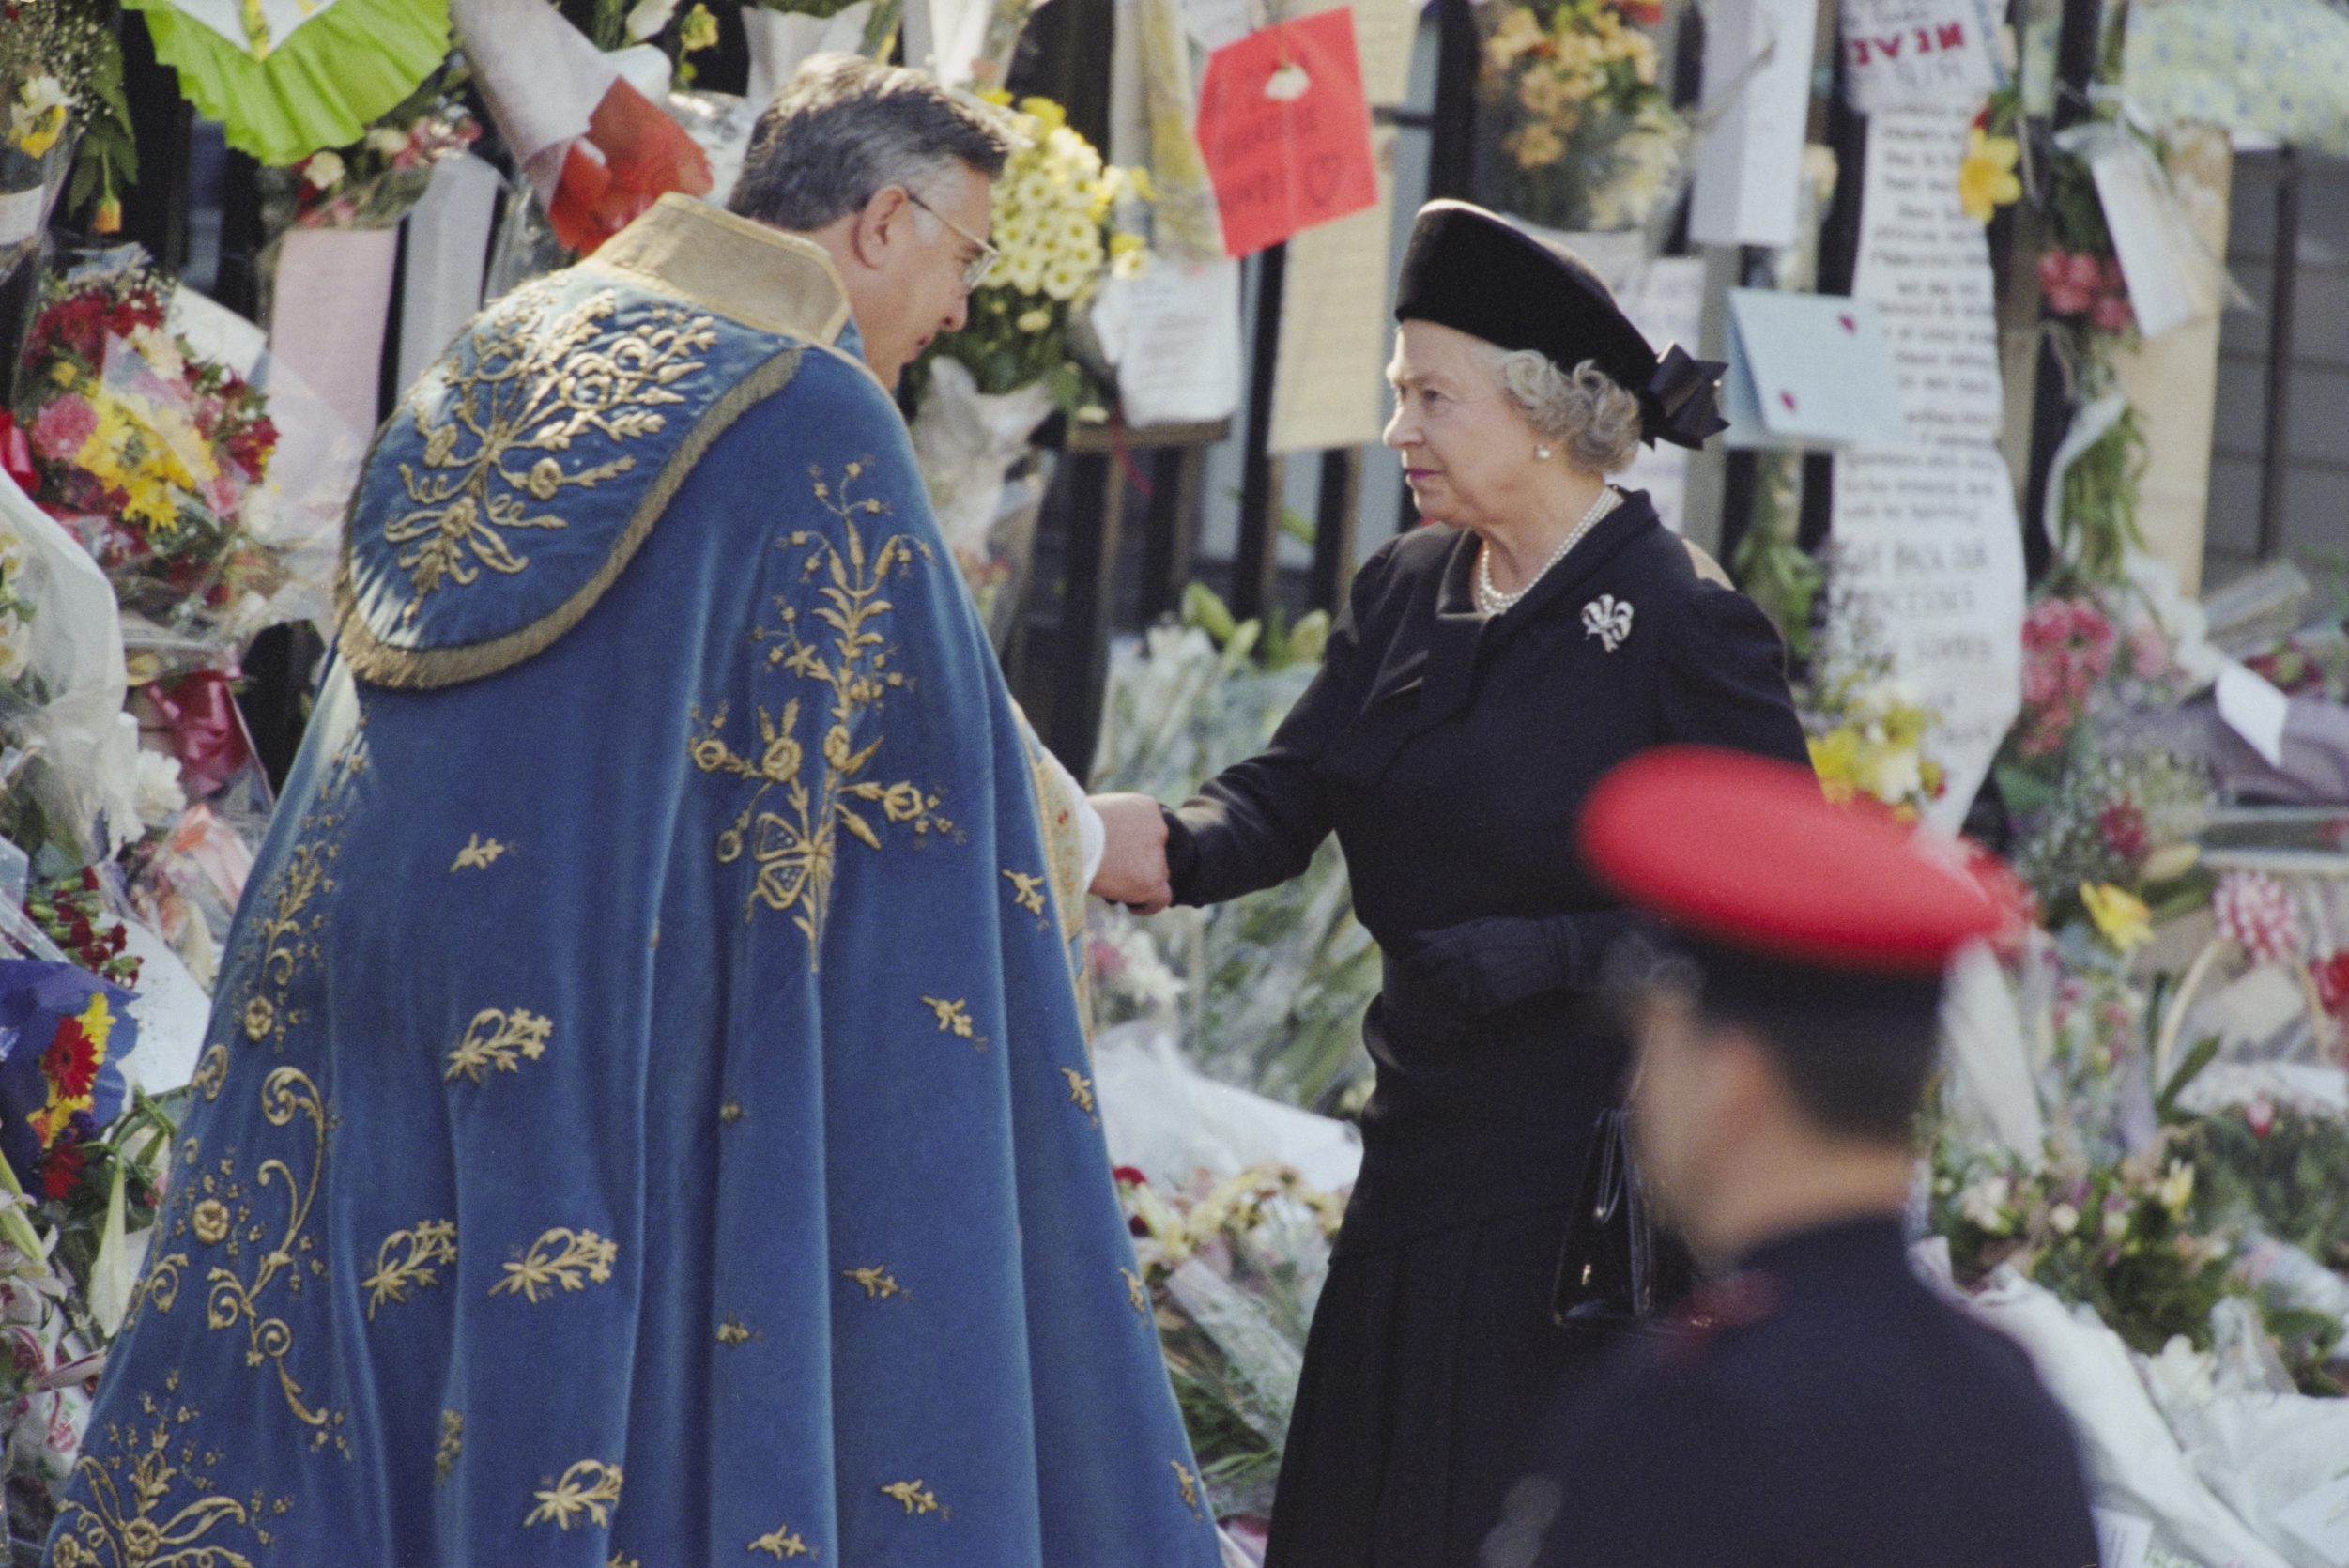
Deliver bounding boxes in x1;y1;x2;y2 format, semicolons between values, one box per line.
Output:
729;54;1011;231
1476;342;1646;476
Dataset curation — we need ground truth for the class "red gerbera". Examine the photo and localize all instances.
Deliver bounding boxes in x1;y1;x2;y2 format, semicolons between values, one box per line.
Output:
40;1018;100;1100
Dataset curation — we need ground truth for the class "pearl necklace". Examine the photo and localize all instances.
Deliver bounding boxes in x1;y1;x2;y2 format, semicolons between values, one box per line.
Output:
1475;487;1620;617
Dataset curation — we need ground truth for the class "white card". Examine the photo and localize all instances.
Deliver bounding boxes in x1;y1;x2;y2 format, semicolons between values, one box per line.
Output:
1724;289;1913;449
1838;0;2001;113
1092;258;1244;428
2217;659;2291;769
1689;0;1818;248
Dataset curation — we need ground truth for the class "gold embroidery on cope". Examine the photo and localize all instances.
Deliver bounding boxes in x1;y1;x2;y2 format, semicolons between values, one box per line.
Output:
444;1007;554;1084
841;1266;903;1300
526;1457;624;1530
203;1067;347;1453
1003;869;1048;921
1122;1267;1148;1316
229;725;361;1054
1061;1067;1097;1116
750;1522;817;1558
612;1556;644;1568
453;834;510;870
1173;1460;1203;1516
362;1220;459;1318
438;1410;464;1483
879;1480;944;1517
921;996;986;1050
719;1100;745;1125
387;290;715;606
691;461;953;959
50;1375;294;1567
192;1043;228;1101
493;1227;619;1302
716;1316;755;1346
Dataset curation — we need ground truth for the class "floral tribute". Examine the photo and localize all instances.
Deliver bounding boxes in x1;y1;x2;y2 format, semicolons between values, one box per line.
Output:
12;254;277;633
915;94;1145;412
1478;0;1681;232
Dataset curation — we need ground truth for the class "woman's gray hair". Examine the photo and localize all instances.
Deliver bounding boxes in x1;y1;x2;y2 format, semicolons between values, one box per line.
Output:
729;54;1011;231
1477;343;1645;476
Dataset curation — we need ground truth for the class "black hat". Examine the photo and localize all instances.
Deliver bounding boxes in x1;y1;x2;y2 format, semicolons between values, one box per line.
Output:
1392;199;1728;451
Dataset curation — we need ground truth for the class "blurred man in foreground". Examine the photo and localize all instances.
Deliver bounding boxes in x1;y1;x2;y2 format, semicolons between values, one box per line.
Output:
1489;746;2099;1568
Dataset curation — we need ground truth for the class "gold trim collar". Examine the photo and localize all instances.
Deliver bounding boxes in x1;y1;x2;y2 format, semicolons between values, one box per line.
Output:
585;194;853;346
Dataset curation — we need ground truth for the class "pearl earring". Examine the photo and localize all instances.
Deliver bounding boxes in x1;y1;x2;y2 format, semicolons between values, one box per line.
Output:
1535;446;1552;460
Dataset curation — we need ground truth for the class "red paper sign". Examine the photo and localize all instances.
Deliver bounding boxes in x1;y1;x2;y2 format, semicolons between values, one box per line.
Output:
1194;8;1378;259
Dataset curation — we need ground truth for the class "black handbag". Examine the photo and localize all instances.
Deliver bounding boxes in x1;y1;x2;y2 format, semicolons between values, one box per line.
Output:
1550;1108;1696;1338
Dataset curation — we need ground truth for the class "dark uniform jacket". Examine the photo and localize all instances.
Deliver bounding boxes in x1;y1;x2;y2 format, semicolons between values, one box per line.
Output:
1165;491;1811;1253
1506;1215;2103;1568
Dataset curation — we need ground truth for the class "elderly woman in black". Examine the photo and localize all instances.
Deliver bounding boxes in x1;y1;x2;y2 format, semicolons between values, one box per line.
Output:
1093;201;1813;1565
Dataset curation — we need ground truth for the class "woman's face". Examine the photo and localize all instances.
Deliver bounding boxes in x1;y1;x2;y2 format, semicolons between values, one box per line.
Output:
1381;318;1546;533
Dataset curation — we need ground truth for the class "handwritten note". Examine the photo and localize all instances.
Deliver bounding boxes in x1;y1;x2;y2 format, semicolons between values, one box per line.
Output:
1092;257;1245;428
1195;8;1379;258
1270;126;1395;453
1839;0;2000;114
1831;106;2024;834
1850;108;2004;444
1689;0;1817;248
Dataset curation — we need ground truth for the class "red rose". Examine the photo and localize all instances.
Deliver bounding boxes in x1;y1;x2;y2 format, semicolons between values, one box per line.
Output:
38;1141;87;1201
2246;1095;2277;1139
1112;1166;1148;1189
2097;803;2148;864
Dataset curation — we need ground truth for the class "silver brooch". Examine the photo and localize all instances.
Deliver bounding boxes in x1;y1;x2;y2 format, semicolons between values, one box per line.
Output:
1583;595;1634;652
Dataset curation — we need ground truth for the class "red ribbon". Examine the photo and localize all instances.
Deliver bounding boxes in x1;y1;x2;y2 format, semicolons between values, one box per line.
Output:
0;410;37;495
146;671;254;800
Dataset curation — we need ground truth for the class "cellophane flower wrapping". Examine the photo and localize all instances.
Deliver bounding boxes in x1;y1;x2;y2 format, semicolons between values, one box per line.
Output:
1090;622;1381;1114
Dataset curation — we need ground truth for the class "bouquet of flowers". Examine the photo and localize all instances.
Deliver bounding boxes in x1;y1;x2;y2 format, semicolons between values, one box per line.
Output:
13;254;279;638
909;95;1144;642
1478;0;1682;233
1116;1162;1343;1520
1091;596;1381;1115
0;0;133;239
1931;1133;2239;1359
920;94;1145;411
1797;597;1945;820
260;64;482;235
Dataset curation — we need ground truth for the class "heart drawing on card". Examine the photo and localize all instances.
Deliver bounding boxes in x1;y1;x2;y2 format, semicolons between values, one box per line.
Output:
1778;391;1799;413
1304;151;1345;207
1838;313;1857;333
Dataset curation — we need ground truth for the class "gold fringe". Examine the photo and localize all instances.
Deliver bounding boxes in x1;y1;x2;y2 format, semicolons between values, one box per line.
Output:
333;346;806;692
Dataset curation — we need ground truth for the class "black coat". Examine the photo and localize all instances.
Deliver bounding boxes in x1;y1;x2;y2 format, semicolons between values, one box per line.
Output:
1508;1216;2102;1568
1168;490;1811;1253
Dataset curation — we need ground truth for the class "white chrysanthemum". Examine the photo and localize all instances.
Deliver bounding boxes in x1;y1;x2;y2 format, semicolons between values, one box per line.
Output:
132;747;187;834
1039;262;1084;301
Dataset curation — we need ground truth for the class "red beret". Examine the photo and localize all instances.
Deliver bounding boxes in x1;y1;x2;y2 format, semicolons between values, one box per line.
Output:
1578;746;2009;977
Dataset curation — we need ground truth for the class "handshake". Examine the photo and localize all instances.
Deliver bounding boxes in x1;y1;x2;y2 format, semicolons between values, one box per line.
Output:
1086;793;1174;915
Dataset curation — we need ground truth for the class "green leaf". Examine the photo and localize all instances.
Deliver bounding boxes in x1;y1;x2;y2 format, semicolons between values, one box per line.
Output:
1992;762;2057;817
1181;581;1238;646
2157;1034;2221;1124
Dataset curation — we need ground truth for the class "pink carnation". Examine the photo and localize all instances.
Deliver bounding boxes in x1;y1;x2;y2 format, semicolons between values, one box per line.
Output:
28;394;98;462
2214;870;2304;968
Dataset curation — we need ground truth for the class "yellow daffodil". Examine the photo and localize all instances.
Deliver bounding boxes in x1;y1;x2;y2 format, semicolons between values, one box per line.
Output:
2080;882;2153;954
1958;129;2021;223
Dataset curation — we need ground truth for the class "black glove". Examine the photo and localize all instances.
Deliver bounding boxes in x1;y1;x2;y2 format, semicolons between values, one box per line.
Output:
1401;912;1633;1021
